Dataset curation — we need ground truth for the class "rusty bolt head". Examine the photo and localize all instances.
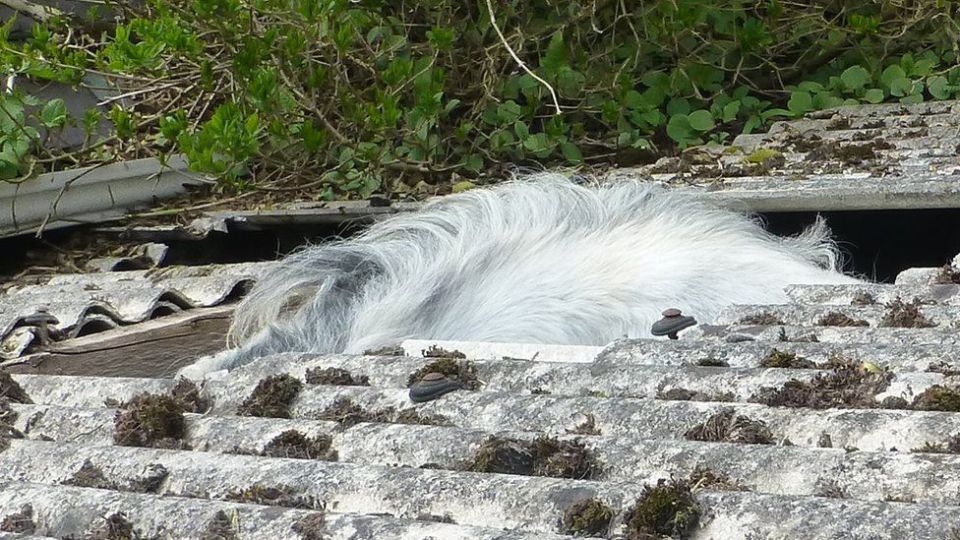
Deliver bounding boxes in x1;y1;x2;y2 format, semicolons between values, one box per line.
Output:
662;308;682;318
421;372;446;382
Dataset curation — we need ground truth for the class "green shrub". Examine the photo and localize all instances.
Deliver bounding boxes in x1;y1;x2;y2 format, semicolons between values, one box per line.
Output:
1;1;959;195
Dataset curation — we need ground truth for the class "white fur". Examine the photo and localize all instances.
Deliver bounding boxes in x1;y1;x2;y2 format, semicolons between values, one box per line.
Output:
178;174;860;378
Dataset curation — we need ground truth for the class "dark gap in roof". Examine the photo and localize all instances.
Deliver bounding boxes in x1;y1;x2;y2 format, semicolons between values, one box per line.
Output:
761;208;960;283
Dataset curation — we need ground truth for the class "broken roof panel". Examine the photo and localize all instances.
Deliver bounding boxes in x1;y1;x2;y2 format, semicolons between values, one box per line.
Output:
0;262;273;360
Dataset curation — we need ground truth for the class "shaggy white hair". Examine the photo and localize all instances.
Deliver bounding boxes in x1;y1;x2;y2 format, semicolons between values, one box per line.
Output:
178;174;860;377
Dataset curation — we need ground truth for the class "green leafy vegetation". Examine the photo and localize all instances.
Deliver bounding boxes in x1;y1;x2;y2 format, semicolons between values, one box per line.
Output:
1;1;959;197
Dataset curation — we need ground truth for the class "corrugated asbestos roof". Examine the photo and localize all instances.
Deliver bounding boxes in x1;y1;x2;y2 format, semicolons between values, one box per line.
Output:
3;103;960;539
1;262;274;361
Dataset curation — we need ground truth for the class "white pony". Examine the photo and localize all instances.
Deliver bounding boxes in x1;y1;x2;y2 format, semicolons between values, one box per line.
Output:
178;173;860;377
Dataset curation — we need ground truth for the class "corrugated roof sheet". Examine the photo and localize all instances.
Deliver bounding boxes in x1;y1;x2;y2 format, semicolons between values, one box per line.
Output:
1;262;274;360
4;103;960;539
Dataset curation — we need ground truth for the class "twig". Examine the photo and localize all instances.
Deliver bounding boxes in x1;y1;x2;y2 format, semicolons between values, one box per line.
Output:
35;160;113;237
127;192;256;218
0;0;63;21
483;0;562;115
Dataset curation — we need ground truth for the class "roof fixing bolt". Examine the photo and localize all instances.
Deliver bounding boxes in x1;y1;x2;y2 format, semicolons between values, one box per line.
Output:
651;308;697;340
20;308;59;347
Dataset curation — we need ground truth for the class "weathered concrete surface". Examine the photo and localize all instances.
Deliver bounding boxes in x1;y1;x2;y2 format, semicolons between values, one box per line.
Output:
0;480;557;539
786;283;960;306
715;303;960;328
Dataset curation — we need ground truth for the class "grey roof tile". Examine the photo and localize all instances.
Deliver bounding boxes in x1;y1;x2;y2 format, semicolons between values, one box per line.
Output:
0;262;274;359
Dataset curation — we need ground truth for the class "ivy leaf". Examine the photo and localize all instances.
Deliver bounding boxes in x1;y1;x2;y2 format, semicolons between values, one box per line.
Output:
888;77;914;97
623;90;644;110
666;114;694;143
560;141;583;163
39;98;69;128
787;91;813;115
840;66;870;91
880;65;907;87
687;110;715;132
927;75;950;100
496;101;522;123
522;132;554;156
542;32;567;75
722;101;741;122
863;88;885;103
513;120;529;140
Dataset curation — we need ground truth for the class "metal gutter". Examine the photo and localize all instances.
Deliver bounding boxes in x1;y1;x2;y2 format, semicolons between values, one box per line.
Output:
0;154;203;238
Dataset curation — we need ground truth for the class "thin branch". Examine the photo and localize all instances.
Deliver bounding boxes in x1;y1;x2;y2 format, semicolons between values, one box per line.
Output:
0;0;63;22
483;0;562;115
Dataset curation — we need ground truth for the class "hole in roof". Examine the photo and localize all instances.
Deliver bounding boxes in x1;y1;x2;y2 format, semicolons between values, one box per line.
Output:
762;208;960;283
74;318;118;337
110;257;155;272
156;292;193;310
224;279;255;302
148;303;181;319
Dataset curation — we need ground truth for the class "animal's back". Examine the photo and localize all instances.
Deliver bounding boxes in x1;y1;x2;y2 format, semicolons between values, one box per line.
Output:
181;174;860;376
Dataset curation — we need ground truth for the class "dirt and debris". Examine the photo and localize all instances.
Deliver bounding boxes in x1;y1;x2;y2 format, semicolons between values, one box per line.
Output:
826;116;852;130
0;372;31;403
292;513;327;540
200;510;238;540
63;459;116;490
0;398;23;443
625;478;700;540
169;378;211;413
805;139;893;164
880;298;936;328
466;435;601;480
781;130;823;153
689;467;747;491
695;358;730;367
113;392;187;448
684;409;774;445
261;429;338;461
751;357;892;409
417;513;456;523
817;312;869;327
62;459;169;493
421;345;466;359
759;349;815;369
86;512;147;540
567;414;601;436
237;374;303;418
0;504;34;533
935;264;960;284
561;498;614;537
657;388;734;402
777;327;819;343
911;434;960;454
850;292;877;305
363;345;406;356
738;312;784;325
741;148;785;174
912;385;960;412
304;367;370;386
226;484;322;510
314;397;450;428
127;464;170;494
816;479;847;499
927;361;960;377
407;358;480;391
